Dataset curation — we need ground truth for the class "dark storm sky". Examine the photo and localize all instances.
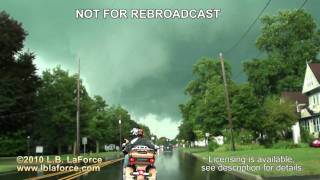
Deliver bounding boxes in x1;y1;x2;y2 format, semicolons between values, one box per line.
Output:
1;0;319;138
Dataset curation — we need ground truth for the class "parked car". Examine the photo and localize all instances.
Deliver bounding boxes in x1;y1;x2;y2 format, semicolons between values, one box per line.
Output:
163;144;173;152
310;139;320;148
104;144;116;151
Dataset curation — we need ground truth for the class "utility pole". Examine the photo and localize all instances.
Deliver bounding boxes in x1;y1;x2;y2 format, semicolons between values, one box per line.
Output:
219;53;236;151
27;136;30;156
76;58;80;156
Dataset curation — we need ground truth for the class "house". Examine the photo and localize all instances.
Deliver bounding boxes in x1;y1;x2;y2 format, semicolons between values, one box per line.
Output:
281;63;320;143
300;63;320;138
281;92;308;112
281;92;308;144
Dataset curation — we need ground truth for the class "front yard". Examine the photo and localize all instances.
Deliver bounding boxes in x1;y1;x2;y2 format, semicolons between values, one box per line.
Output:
182;146;320;177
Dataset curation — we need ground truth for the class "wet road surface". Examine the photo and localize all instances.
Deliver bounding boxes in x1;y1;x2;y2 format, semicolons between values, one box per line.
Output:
2;151;319;180
80;150;241;180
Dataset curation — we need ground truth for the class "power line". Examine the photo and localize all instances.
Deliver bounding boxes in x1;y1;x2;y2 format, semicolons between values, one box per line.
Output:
224;0;272;55
298;0;308;9
229;0;308;81
0;103;72;119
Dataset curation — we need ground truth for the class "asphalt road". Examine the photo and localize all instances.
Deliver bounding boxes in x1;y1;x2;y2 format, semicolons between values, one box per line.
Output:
2;151;319;180
0;150;241;180
80;150;241;180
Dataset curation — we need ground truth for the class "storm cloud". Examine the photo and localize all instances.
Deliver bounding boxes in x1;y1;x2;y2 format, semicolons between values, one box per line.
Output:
1;0;320;138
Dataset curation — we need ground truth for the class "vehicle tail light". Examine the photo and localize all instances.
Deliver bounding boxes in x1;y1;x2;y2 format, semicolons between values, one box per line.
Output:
149;158;155;164
129;157;135;165
129;157;135;162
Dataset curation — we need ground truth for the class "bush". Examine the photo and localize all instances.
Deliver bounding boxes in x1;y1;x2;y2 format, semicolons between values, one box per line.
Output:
271;140;301;149
0;136;26;156
214;143;263;152
301;128;314;143
208;141;219;152
238;130;254;144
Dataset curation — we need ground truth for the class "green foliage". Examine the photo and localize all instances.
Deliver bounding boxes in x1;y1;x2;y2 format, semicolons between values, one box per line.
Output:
231;84;263;134
0;11;41;155
156;137;168;145
0;132;26;156
208;141;219;152
178;58;266;144
0;11;26;61
177;120;196;142
260;96;298;145
31;67;148;154
178;57;231;141
245;9;320;96
214;143;263;152
300;128;314;143
236;129;254;144
271;141;301;149
34;67;93;154
193;129;204;140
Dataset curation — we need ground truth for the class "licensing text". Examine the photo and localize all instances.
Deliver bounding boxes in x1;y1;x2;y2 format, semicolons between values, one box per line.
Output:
75;9;222;19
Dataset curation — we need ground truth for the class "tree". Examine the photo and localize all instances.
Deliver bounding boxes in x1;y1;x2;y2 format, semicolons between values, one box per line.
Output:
0;11;40;155
88;95;109;153
179;58;268;144
35;67;92;154
177;120;196;142
244;9;320;96
260;96;298;145
0;11;26;62
231;84;263;136
179;57;232;139
156;137;169;145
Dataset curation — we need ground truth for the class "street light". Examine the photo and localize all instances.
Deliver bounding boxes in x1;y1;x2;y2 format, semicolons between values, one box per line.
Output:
27;136;30;156
119;119;122;151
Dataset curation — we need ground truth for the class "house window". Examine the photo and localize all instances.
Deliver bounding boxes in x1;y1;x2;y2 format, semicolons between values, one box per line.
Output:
301;120;310;131
306;120;310;131
301;121;305;129
313;95;316;105
314;118;320;132
309;96;313;106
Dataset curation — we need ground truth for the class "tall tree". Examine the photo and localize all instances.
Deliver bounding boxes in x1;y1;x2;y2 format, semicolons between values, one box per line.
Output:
35;67;92;154
244;9;320;96
88;95;108;153
179;58;232;138
0;11;40;155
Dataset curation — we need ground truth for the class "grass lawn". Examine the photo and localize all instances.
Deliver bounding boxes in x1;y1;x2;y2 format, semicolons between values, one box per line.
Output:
0;151;122;173
182;147;320;177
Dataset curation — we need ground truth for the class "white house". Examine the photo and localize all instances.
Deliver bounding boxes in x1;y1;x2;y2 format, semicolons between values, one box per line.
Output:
300;63;320;138
281;63;320;142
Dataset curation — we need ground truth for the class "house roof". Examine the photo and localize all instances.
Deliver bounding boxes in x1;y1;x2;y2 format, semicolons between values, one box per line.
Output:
309;63;320;82
281;92;308;104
